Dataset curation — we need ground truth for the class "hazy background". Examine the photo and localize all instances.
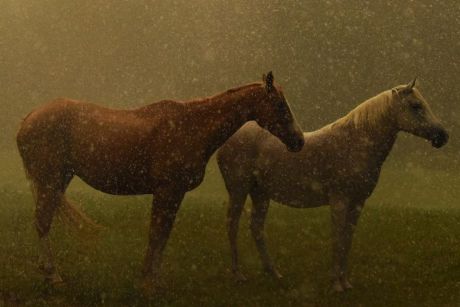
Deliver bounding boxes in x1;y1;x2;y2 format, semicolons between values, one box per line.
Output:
1;0;459;175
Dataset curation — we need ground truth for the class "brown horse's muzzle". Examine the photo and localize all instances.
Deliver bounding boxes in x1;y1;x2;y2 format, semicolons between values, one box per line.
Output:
431;127;449;148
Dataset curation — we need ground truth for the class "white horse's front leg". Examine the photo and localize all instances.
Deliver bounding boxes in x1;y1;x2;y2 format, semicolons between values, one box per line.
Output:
329;195;349;292
340;201;364;290
330;195;364;292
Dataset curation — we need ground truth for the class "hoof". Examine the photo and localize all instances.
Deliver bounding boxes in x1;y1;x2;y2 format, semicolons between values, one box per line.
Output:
233;271;248;283
342;279;353;290
272;269;283;280
332;280;345;293
139;278;163;297
264;267;283;280
45;273;64;286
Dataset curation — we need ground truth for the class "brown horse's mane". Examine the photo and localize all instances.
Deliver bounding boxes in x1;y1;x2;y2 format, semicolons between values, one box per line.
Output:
221;82;262;95
113;82;263;116
181;82;263;106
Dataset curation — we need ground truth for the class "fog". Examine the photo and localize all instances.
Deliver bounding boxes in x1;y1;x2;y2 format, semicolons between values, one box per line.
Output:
2;1;459;161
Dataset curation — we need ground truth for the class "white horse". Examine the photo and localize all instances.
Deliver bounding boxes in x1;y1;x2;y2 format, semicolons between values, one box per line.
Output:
217;79;449;292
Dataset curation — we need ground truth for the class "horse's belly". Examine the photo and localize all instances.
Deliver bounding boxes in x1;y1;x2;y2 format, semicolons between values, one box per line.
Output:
74;156;154;195
76;172;153;195
69;143;155;194
267;181;328;208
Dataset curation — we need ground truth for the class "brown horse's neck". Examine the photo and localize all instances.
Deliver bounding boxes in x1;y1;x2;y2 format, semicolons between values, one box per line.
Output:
183;84;263;158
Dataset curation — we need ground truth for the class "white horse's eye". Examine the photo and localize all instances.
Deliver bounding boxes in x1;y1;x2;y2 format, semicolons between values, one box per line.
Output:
410;102;423;112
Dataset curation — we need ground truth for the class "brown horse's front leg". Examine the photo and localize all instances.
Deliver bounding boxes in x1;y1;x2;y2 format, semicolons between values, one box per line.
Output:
141;186;185;294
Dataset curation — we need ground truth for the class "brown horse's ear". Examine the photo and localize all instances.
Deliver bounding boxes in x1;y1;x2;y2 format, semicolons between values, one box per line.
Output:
264;71;274;92
402;77;417;95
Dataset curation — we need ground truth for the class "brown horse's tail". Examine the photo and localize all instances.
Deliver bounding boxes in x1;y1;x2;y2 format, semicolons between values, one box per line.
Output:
56;196;104;237
17;109;102;238
21;164;103;238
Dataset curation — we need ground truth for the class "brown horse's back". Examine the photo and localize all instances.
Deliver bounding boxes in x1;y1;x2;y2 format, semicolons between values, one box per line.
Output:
16;98;169;193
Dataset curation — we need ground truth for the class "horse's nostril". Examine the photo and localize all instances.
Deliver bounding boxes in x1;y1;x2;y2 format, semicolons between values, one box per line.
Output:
432;129;449;148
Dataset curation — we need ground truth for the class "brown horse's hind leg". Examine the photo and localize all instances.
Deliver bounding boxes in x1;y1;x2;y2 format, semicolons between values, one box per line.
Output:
249;189;282;279
227;192;248;282
34;183;64;284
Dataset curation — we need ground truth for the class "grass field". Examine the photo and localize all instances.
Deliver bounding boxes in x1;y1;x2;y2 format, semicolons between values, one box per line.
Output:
1;150;459;306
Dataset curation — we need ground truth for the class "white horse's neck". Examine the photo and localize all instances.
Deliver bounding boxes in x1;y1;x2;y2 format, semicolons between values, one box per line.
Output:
335;90;399;165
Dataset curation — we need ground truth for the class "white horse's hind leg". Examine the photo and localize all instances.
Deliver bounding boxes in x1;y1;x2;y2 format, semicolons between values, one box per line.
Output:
250;190;282;279
227;193;248;282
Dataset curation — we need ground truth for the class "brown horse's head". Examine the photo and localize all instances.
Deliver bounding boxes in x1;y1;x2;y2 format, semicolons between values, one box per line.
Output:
254;71;304;152
393;78;449;148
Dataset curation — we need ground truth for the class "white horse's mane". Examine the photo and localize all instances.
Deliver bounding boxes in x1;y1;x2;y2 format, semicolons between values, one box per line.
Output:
333;90;395;129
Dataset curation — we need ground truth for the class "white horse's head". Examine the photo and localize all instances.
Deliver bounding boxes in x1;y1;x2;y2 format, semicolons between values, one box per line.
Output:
392;79;449;148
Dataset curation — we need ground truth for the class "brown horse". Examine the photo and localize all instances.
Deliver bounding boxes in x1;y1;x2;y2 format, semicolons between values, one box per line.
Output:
217;79;449;292
16;72;304;291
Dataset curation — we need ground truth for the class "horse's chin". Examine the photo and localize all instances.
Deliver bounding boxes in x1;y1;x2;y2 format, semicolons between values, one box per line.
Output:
286;139;304;152
431;138;446;148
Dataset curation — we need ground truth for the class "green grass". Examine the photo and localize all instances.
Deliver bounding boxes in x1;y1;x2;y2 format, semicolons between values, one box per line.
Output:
1;150;460;306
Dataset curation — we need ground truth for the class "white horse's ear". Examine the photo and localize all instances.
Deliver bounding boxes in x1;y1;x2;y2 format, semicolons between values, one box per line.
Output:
408;77;417;89
401;77;417;95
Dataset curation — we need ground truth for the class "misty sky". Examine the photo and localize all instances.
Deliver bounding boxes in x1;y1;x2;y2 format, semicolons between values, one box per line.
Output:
1;0;459;165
